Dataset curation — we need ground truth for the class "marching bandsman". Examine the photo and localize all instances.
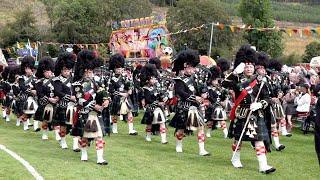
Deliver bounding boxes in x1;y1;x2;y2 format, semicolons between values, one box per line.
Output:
267;59;292;137
169;49;210;156
108;54;138;135
205;66;229;138
33;57;57;140
17;56;38;131
222;45;276;173
255;53;286;152
1;66;20;123
140;63;168;144
71;50;108;165
51;52;76;149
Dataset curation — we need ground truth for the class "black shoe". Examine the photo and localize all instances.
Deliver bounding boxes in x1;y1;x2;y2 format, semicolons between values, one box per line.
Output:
97;161;108;165
161;141;168;144
286;133;292;137
260;167;276;174
73;149;81;152
129;132;138;135
34;128;41;132
276;145;286;151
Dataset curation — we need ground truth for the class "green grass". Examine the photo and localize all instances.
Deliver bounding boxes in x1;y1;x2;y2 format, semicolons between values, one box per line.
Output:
0;112;319;180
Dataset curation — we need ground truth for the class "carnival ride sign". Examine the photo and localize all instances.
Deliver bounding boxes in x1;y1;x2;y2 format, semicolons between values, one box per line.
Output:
109;16;170;60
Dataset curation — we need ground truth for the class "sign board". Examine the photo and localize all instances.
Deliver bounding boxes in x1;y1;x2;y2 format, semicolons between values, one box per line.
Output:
109;16;170;61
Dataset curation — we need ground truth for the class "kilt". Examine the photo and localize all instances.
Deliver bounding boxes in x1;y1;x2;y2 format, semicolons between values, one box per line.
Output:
228;111;270;142
110;95;133;116
169;106;188;130
110;95;121;115
34;105;45;121
71;111;105;138
52;106;67;126
285;103;296;115
70;113;84;137
141;106;166;125
13;99;24;117
169;102;205;130
83;111;103;138
3;96;12;108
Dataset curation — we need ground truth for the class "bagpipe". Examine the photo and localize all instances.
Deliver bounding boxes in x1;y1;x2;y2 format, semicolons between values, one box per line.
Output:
157;71;175;103
37;77;55;106
193;65;211;95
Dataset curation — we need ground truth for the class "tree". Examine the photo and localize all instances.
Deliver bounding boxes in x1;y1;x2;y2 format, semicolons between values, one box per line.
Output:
43;0;152;44
167;0;240;58
302;41;320;63
239;0;284;57
0;7;39;47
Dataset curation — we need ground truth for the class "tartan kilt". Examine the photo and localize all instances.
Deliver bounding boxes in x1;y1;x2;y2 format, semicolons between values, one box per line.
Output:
110;96;133;115
141;108;153;125
3;96;12;108
70;113;86;137
52;106;67;126
83;111;103;138
229;112;270;142
13;99;24;117
110;96;121;115
70;111;105;138
141;106;166;125
34;105;45;121
169;107;188;130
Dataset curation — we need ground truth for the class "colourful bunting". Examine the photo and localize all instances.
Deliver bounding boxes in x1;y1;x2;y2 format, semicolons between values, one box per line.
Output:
218;23;225;30
317;28;320;36
286;29;293;37
229;25;235;32
303;28;312;37
9;22;319;51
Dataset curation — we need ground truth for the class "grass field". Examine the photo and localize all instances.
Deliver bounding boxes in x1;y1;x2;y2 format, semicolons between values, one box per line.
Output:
0;112;319;180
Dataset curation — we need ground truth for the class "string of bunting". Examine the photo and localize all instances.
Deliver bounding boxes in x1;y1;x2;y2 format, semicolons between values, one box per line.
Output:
3;22;320;54
167;22;320;38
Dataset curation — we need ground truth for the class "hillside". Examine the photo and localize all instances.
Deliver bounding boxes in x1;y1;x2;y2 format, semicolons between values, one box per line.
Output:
0;0;319;57
0;0;49;32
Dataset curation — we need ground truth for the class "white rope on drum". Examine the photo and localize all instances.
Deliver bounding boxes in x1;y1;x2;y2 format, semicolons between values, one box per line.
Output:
0;144;44;180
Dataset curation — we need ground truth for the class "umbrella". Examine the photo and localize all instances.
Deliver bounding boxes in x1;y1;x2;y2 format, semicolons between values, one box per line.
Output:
200;55;216;67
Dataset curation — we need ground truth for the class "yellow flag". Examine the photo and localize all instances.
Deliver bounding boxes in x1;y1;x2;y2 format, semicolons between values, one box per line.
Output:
317;28;320;37
229;25;235;33
286;28;293;37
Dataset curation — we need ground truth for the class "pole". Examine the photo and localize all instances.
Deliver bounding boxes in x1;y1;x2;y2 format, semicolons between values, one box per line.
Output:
231;80;265;162
208;22;214;57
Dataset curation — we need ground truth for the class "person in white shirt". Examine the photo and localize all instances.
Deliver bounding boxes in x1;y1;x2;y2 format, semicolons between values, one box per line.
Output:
295;84;311;116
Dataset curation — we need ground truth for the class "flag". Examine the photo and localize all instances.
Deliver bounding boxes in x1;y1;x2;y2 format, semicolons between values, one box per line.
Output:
16;42;21;49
